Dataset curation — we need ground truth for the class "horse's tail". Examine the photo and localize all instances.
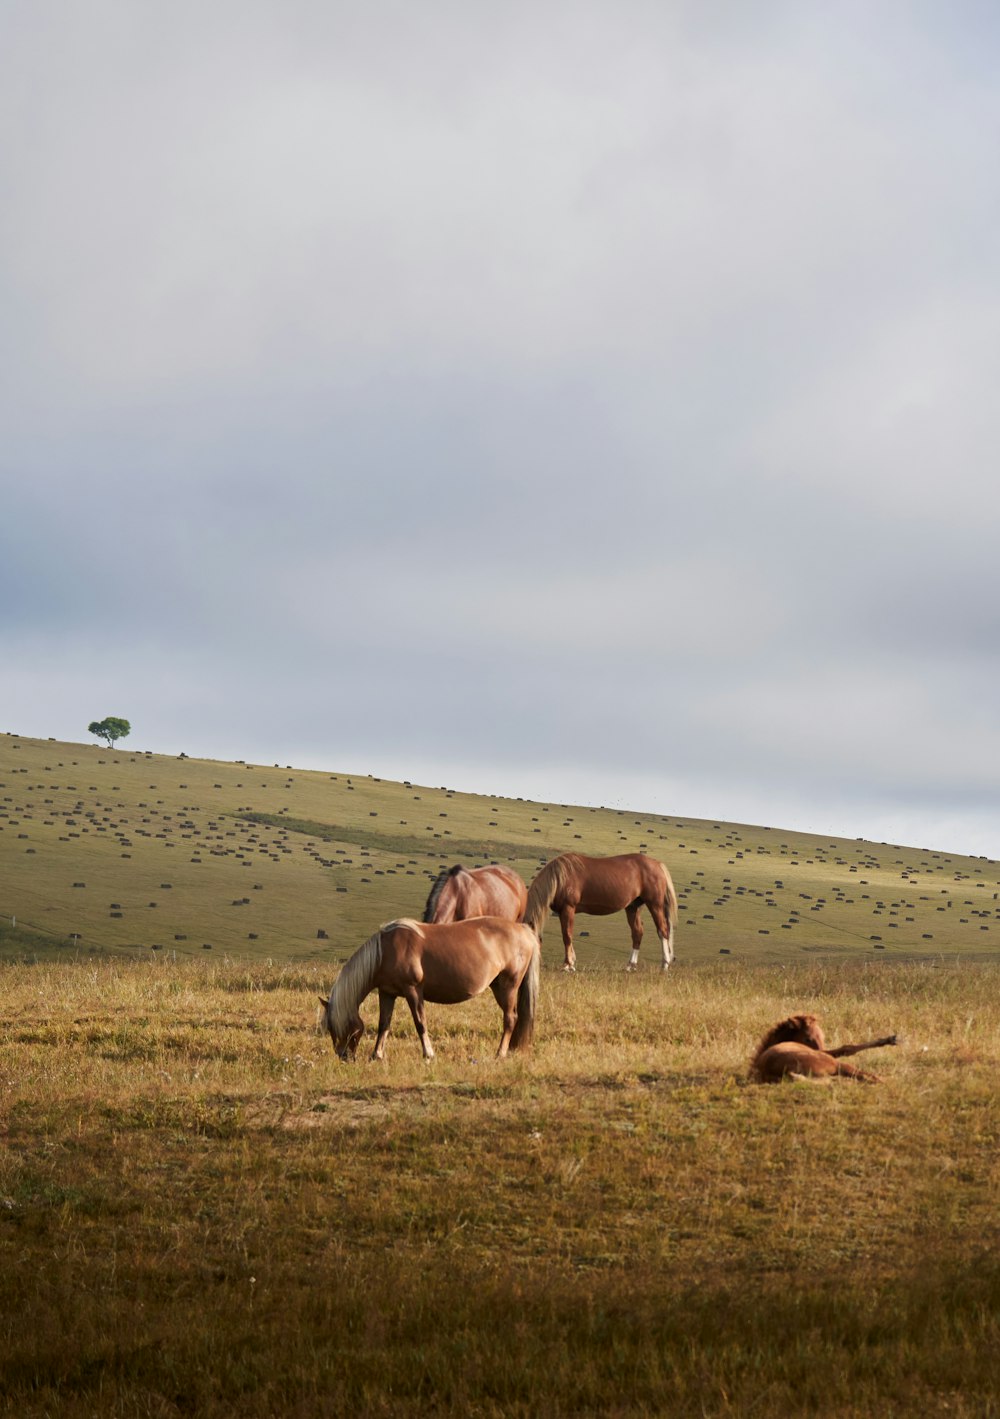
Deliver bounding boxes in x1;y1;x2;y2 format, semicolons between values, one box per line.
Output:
509;929;540;1051
524;855;573;936
422;865;462;923
663;865;678;956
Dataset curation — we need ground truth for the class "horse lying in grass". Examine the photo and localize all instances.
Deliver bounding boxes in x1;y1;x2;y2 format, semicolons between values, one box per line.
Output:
524;851;678;972
319;917;540;1061
751;1013;898;1083
423;863;527;924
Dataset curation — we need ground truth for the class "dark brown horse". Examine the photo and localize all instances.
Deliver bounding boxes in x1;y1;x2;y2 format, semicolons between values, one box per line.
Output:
751;1013;898;1083
319;916;540;1061
524;851;678;971
423;863;527;924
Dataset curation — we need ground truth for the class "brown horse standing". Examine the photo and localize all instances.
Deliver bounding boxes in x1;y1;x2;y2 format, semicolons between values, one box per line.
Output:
319;916;540;1061
423;863;527;924
524;851;678;971
751;1014;898;1083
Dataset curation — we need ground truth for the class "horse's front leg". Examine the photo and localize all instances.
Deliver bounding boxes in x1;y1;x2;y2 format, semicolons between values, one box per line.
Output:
371;990;397;1061
402;986;435;1059
626;901;643;971
558;906;577;971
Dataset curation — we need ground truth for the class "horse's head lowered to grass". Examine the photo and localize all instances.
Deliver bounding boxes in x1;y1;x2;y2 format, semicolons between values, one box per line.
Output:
319;992;364;1060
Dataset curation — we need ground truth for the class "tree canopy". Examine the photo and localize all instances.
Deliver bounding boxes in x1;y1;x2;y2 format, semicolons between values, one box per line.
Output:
87;717;131;748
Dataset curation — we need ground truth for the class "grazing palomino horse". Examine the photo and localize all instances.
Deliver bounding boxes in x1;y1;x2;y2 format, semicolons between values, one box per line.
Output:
423;863;527;924
751;1013;898;1084
319;916;540;1061
524;851;678;971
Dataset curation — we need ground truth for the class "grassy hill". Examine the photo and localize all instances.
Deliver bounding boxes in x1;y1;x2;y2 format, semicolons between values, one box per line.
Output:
2;731;999;967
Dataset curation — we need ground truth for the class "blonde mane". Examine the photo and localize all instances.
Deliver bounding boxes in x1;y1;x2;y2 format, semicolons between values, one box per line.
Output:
523;854;580;934
327;929;383;1039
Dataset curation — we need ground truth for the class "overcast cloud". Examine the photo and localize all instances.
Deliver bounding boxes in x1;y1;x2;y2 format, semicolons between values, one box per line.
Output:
3;1;1000;856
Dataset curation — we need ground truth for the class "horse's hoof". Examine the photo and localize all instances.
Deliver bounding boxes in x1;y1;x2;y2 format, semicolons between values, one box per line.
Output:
563;964;576;973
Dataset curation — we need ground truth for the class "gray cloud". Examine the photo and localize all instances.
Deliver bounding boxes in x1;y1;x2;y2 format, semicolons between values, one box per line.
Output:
3;1;1000;857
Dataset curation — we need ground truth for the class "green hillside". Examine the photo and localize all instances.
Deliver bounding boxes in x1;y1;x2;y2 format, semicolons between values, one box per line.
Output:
2;732;998;967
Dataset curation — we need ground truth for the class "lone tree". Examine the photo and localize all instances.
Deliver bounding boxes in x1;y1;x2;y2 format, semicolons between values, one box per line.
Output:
87;717;131;749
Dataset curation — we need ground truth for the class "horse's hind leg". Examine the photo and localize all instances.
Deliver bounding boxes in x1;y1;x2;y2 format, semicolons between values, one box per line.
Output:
402;986;435;1060
371;990;396;1061
646;897;673;969
558;906;577;972
490;976;518;1058
626;901;643;971
828;1035;898;1059
835;1060;881;1083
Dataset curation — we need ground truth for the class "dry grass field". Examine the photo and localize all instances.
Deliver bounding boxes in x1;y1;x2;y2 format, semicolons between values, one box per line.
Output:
2;733;999;1415
2;954;999;1416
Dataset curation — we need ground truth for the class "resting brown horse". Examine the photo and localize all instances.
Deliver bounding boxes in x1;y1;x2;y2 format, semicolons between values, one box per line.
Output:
751;1013;898;1083
319;916;540;1061
423;863;527;924
524;851;678;971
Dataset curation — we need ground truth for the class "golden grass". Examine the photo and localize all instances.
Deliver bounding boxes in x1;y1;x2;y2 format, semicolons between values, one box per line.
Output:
2;955;999;1416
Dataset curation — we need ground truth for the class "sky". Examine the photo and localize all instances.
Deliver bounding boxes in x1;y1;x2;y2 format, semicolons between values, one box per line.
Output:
3;1;1000;859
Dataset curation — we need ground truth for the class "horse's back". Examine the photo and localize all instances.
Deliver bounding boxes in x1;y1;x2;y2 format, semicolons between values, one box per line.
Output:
388;916;536;1003
479;865;528;921
568;852;666;911
752;1041;842;1083
428;865;526;923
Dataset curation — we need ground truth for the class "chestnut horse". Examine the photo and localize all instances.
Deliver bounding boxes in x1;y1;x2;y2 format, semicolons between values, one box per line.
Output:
319;916;540;1061
751;1013;898;1083
423;863;527;924
524;851;677;971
